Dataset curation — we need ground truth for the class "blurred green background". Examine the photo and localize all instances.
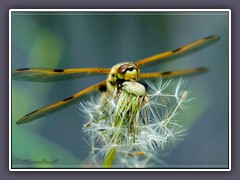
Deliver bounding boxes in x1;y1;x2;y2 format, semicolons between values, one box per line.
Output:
11;11;229;168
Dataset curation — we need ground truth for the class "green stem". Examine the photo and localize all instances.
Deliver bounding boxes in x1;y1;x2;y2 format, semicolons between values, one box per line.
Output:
103;147;117;168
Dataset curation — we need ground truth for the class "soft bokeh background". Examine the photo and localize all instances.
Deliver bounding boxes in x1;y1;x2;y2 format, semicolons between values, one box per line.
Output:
11;11;229;168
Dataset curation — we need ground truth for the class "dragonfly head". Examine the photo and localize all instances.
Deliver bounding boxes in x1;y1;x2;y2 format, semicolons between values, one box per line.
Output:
116;62;140;81
107;62;140;92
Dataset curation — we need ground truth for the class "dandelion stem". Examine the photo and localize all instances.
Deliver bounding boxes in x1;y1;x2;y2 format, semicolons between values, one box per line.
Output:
103;147;117;168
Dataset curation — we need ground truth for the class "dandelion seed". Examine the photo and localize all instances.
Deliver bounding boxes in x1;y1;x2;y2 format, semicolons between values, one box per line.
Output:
166;91;187;125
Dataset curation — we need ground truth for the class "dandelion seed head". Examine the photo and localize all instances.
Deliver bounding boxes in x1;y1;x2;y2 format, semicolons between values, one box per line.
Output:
79;78;190;166
122;81;146;96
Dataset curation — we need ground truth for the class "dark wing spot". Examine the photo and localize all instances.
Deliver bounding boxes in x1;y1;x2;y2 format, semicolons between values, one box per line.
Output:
162;71;172;75
16;68;30;71
172;47;182;54
63;96;74;102
204;35;215;40
99;85;107;92
53;69;64;72
24;109;39;117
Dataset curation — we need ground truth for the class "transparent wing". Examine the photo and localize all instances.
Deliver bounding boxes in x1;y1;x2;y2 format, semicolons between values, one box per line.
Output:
135;35;220;67
16;81;107;124
139;67;208;79
12;68;111;82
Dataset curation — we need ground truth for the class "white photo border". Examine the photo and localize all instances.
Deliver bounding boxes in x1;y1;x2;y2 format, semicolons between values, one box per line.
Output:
9;9;231;171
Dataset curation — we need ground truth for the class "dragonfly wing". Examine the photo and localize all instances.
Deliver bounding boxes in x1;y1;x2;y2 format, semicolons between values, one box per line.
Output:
139;67;208;79
135;35;220;67
16;81;107;124
12;68;111;82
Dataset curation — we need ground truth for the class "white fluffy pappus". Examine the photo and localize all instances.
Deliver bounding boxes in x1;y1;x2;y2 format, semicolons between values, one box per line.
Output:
79;78;190;166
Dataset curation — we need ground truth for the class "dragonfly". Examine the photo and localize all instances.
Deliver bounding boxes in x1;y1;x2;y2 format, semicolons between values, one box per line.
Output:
12;35;220;125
